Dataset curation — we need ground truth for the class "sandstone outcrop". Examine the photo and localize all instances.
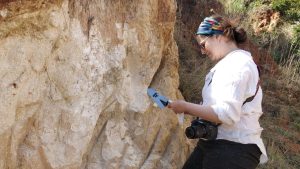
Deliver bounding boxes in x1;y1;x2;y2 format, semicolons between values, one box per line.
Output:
0;1;191;168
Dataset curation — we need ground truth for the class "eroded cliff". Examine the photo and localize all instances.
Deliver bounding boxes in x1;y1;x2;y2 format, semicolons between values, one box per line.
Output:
0;0;190;168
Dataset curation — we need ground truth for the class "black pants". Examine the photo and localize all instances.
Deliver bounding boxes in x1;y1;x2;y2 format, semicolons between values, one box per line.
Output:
182;139;261;169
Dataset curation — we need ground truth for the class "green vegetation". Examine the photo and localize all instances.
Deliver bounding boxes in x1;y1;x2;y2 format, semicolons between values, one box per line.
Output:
271;0;300;77
221;0;247;14
271;0;300;21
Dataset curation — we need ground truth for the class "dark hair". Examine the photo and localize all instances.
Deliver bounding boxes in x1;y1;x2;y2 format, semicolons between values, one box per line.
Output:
211;15;247;44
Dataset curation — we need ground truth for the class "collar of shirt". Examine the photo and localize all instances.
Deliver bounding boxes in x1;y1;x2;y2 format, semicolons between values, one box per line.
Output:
210;49;252;73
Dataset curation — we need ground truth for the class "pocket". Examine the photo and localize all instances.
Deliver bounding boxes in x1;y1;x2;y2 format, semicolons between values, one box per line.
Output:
246;144;262;159
234;144;261;167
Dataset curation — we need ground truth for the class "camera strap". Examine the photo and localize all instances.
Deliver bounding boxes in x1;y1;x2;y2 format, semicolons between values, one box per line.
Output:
242;65;261;106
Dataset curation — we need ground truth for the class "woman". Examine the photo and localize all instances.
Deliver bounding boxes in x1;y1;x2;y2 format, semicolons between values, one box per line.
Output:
168;15;268;169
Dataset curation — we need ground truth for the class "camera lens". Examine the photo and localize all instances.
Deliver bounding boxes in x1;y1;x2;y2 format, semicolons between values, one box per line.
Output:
185;126;196;139
185;125;206;139
185;119;218;140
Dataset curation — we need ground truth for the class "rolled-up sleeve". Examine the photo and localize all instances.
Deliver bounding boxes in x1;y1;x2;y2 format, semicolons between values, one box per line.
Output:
211;100;242;125
210;67;250;126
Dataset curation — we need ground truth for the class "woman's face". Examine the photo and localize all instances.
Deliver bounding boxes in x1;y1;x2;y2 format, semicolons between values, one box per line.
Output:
196;35;220;61
196;35;224;61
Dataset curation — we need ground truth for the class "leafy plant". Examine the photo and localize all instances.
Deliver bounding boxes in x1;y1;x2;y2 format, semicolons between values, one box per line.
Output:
220;0;247;14
271;0;300;21
292;24;300;43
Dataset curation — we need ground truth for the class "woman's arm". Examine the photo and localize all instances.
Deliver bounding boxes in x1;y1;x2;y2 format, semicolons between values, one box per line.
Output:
168;100;222;124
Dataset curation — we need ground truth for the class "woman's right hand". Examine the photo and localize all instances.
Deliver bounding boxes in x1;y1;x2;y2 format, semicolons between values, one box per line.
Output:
168;100;188;114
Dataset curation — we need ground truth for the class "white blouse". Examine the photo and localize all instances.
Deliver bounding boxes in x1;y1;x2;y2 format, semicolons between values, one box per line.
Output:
202;49;268;163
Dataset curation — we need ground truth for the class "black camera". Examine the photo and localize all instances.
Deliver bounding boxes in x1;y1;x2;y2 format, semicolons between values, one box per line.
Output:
185;118;218;140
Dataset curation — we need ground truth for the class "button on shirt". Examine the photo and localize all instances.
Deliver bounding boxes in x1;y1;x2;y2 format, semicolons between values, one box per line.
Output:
202;49;268;163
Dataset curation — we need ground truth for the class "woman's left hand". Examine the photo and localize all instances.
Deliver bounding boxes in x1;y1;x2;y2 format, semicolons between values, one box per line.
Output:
168;100;188;114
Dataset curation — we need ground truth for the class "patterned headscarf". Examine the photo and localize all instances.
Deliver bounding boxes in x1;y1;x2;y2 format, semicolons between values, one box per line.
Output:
196;17;224;36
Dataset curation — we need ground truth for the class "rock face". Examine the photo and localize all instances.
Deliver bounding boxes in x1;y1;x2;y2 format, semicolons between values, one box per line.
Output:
0;0;191;168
